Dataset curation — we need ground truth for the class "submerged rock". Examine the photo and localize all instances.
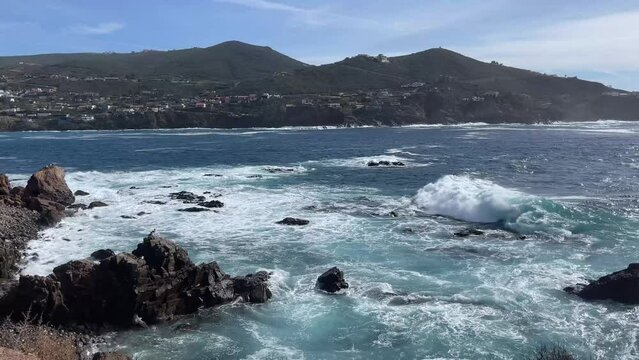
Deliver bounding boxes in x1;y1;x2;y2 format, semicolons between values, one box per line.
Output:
564;263;639;304
276;217;309;226
454;228;485;237
88;201;108;209
178;207;210;212
68;203;88;210
74;190;90;196
263;167;297;174
0;231;272;328
367;161;405;167
197;200;224;208
169;191;206;204
316;267;349;293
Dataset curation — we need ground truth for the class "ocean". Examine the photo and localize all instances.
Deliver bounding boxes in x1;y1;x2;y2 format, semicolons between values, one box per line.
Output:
1;121;638;359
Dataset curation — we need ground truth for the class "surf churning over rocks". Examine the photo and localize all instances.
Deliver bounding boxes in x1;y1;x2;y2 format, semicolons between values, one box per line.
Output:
1;122;639;359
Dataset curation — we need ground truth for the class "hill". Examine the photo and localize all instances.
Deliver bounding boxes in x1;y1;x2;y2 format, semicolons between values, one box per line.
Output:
0;41;307;81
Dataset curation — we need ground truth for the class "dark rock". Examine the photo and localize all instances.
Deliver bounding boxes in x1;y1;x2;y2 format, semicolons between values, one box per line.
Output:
263;167;296;174
90;249;115;260
316;267;349;293
74;190;90;196
0;174;10;196
143;200;166;205
178;207;210;212
0;231;272;328
131;231;192;273
232;271;272;303
92;352;132;360
68;203;88;210
203;174;223;177
247;175;263;179
120;215;136;219
129;186;140;189
137;212;148;216
88;201;108;209
169;191;205;204
0;204;39;278
367;160;405;167
276;217;309;226
160;185;174;189
22;165;75;206
197;200;224;208
389;211;398;217
10;186;24;196
564;263;639;304
24;197;66;226
454;228;485;237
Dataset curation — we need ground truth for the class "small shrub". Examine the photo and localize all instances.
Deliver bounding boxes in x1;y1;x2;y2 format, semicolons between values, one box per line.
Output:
0;317;79;360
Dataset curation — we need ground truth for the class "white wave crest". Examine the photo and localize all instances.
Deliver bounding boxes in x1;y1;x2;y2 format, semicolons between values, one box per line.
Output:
413;175;525;223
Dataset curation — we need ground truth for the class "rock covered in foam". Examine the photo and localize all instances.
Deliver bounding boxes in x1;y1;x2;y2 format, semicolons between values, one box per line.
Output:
0;231;272;328
565;263;639;304
316;267;349;293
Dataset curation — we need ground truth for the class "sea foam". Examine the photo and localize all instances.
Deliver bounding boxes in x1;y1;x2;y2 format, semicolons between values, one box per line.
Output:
413;175;524;223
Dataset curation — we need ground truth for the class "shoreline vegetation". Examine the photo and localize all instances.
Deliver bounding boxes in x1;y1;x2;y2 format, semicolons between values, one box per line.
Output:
0;165;630;359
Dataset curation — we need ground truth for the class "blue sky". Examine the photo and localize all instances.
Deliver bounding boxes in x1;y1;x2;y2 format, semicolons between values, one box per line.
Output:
2;0;638;90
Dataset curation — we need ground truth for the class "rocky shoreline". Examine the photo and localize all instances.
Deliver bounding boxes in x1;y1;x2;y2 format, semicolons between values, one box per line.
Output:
0;166;76;280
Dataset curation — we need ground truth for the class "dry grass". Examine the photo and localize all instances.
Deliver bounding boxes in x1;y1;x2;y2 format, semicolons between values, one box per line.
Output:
0;317;79;360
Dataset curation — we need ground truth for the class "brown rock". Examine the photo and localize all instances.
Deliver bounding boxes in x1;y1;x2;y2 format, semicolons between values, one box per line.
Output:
23;165;75;206
24;197;66;226
92;352;132;360
0;174;10;196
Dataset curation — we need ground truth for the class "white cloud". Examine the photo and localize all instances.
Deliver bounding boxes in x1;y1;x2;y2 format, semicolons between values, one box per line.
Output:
215;0;303;13
460;11;639;73
70;22;124;35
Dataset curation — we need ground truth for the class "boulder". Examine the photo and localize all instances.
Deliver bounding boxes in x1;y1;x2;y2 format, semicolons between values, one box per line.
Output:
276;217;310;226
10;186;24;197
0;174;10;196
197;200;224;208
90;249;115;260
92;352;133;360
88;201;108;209
74;190;90;196
22;165;75;206
316;267;349;293
0;231;272;328
564;263;639;304
232;271;272;303
24;197;66;226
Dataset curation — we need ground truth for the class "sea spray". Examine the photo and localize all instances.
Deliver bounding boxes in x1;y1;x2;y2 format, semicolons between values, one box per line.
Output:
413;175;525;223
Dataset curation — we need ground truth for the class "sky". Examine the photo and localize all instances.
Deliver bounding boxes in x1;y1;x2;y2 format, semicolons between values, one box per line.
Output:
1;0;638;90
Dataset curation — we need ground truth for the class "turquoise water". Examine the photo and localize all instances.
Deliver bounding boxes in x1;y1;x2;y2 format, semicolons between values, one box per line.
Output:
1;121;639;359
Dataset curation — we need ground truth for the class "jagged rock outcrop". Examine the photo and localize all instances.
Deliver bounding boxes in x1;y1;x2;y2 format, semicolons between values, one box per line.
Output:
0;231;272;328
565;263;639;304
22;165;75;206
316;267;349;293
